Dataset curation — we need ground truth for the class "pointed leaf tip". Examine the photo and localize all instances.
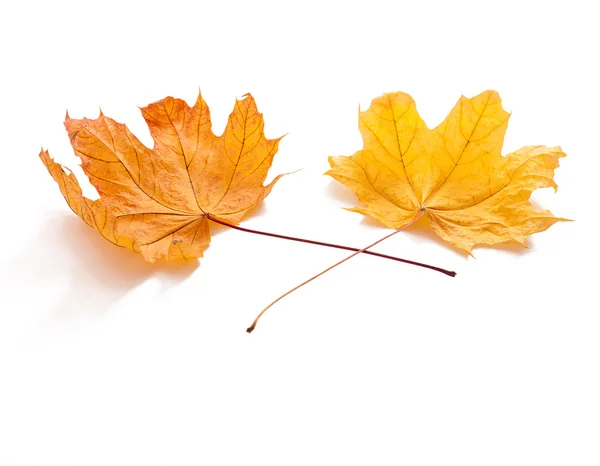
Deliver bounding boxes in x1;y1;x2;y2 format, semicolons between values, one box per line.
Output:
41;92;284;262
327;90;568;253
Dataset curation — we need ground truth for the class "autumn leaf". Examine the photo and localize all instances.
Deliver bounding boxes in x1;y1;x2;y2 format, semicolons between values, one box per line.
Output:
40;93;284;262
327;90;568;254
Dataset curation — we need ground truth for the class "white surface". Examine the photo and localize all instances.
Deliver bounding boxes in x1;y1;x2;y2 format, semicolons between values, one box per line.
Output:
1;1;598;465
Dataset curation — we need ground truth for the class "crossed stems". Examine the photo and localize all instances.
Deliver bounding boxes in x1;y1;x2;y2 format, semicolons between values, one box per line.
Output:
206;212;456;333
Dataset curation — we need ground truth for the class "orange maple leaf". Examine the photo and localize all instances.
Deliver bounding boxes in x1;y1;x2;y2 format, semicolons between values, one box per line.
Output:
41;93;284;262
327;90;568;253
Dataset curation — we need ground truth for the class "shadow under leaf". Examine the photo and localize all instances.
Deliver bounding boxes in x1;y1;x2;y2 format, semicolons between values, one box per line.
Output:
325;179;531;258
8;214;199;317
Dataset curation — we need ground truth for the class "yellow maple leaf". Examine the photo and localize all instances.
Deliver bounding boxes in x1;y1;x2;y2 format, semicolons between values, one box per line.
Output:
327;90;568;253
40;93;284;262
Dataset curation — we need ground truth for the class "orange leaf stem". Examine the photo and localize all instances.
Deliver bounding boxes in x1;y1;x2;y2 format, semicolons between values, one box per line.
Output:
246;210;430;333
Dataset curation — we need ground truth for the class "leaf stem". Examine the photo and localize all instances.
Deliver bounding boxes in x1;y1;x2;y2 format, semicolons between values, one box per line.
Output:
245;211;429;333
206;214;455;277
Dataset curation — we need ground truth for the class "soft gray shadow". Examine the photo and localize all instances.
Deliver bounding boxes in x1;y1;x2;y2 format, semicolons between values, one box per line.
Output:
373;214;532;257
7;214;198;317
474;240;533;255
324;179;360;205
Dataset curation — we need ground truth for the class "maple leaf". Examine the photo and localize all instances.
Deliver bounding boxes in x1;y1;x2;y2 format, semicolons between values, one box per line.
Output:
327;90;568;253
40;93;284;262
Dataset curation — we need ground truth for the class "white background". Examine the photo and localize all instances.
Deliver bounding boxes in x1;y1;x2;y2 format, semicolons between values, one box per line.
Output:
1;1;598;465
